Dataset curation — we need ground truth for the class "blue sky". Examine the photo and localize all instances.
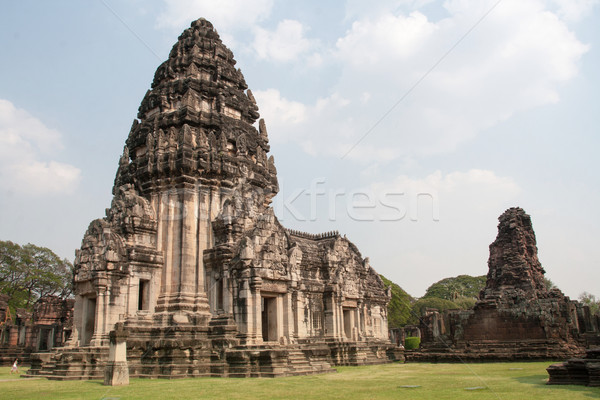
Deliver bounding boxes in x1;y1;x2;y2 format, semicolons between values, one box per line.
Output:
1;0;598;298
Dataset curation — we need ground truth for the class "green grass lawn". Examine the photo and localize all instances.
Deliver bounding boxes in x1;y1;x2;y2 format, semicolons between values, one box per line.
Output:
0;362;598;400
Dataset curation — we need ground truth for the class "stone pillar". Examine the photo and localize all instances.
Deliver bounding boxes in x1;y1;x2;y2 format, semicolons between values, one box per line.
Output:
380;307;389;340
90;282;108;346
7;326;19;347
234;270;249;338
162;185;200;313
292;290;302;340
179;187;198;299
359;304;366;339
324;290;333;337
169;190;182;300
276;294;284;342
225;274;233;314
68;295;83;346
250;275;262;344
193;186;213;313
337;300;344;339
104;326;129;386
283;292;294;342
157;190;168;296
156;190;173;311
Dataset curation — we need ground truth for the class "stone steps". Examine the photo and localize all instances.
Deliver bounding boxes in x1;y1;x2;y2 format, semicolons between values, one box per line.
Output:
286;349;316;375
25;347;109;380
0;347;32;366
326;341;401;366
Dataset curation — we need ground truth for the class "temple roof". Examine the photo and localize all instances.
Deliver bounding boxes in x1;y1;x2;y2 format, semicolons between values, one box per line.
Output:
114;18;278;197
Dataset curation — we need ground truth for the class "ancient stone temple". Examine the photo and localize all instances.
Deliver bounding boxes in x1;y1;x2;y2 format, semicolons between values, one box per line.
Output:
27;18;399;379
0;295;73;365
408;207;598;362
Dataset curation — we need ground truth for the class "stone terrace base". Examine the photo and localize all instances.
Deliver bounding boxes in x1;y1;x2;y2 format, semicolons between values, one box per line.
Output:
25;341;401;380
25;319;402;380
405;339;585;363
547;348;600;387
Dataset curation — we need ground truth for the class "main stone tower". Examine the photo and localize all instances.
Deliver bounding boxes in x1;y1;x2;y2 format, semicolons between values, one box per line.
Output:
28;18;400;379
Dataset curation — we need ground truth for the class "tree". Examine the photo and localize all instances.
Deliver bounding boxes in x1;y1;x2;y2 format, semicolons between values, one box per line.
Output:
423;275;486;301
380;275;414;328
407;297;462;325
0;241;73;311
579;292;600;316
544;277;557;291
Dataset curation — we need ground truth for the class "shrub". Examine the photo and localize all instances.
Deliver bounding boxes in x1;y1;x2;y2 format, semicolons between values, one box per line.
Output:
404;336;421;350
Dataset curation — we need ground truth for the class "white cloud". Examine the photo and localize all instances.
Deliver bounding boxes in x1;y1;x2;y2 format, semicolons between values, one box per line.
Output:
550;0;599;21
253;19;318;63
157;0;273;31
356;169;521;296
254;89;307;126
254;89;354;156
343;0;436;21
367;169;521;221
256;0;589;163
0;99;80;195
336;11;438;68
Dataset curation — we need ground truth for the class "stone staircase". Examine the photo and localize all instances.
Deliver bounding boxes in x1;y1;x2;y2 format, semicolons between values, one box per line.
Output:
286;348;315;375
25;346;109;380
327;340;403;366
0;345;31;366
286;348;334;375
222;344;336;378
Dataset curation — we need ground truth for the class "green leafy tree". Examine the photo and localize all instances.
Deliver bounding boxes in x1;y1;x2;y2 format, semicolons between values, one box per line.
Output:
544;277;557;290
409;297;461;324
579;292;600;316
0;240;73;311
453;296;477;310
423;275;486;301
379;275;414;328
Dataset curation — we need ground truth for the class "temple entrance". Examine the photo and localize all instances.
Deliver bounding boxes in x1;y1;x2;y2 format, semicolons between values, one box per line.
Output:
38;327;53;351
138;279;149;311
261;296;278;342
82;297;96;346
18;325;26;346
343;308;353;339
216;279;224;311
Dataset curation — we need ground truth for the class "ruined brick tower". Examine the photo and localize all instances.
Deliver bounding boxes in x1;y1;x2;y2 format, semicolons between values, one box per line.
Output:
409;207;596;362
27;18;400;379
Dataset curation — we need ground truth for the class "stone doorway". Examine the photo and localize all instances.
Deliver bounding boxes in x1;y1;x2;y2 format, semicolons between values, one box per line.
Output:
38;327;53;351
18;324;26;346
216;279;224;312
138;279;150;311
82;297;96;346
261;296;278;342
